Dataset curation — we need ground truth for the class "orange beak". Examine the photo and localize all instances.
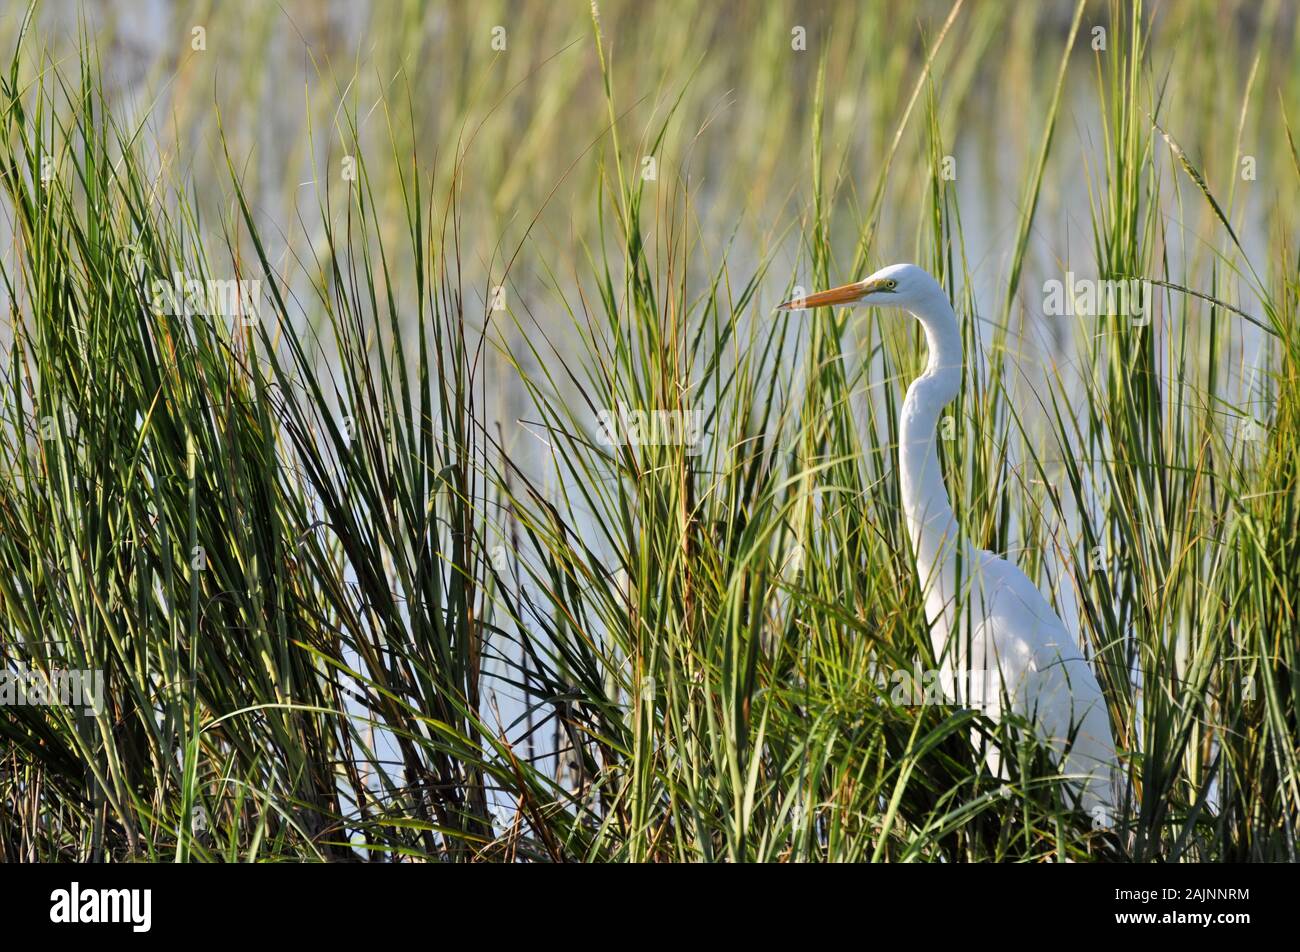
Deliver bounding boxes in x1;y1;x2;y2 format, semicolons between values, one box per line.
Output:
778;278;888;311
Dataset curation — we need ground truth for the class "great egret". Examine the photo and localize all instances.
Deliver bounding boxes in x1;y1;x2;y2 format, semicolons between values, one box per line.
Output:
780;263;1118;827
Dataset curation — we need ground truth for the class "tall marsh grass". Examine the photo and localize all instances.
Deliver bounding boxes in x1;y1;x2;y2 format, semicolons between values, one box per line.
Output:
0;0;1297;861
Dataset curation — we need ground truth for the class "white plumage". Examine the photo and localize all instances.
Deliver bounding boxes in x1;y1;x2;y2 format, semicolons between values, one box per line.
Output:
781;263;1118;826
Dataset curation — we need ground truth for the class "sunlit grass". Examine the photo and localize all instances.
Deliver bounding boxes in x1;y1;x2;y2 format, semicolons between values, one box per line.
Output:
0;0;1296;861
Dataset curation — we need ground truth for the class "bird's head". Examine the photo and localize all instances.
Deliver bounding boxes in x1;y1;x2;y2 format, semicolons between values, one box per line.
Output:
778;263;937;312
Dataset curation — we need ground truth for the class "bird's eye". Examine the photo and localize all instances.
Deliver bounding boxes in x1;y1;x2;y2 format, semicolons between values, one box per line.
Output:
885;279;897;290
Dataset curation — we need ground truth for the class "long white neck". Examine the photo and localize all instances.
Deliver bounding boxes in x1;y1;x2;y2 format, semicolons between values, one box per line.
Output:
897;284;965;638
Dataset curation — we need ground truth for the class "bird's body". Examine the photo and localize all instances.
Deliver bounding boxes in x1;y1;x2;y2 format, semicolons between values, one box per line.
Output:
782;263;1118;825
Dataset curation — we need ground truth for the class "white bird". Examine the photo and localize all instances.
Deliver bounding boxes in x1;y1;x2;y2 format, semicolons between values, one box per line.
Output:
780;263;1118;827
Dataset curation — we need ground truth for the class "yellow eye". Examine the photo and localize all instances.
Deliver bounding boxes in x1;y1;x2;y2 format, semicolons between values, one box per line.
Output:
885;279;897;290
